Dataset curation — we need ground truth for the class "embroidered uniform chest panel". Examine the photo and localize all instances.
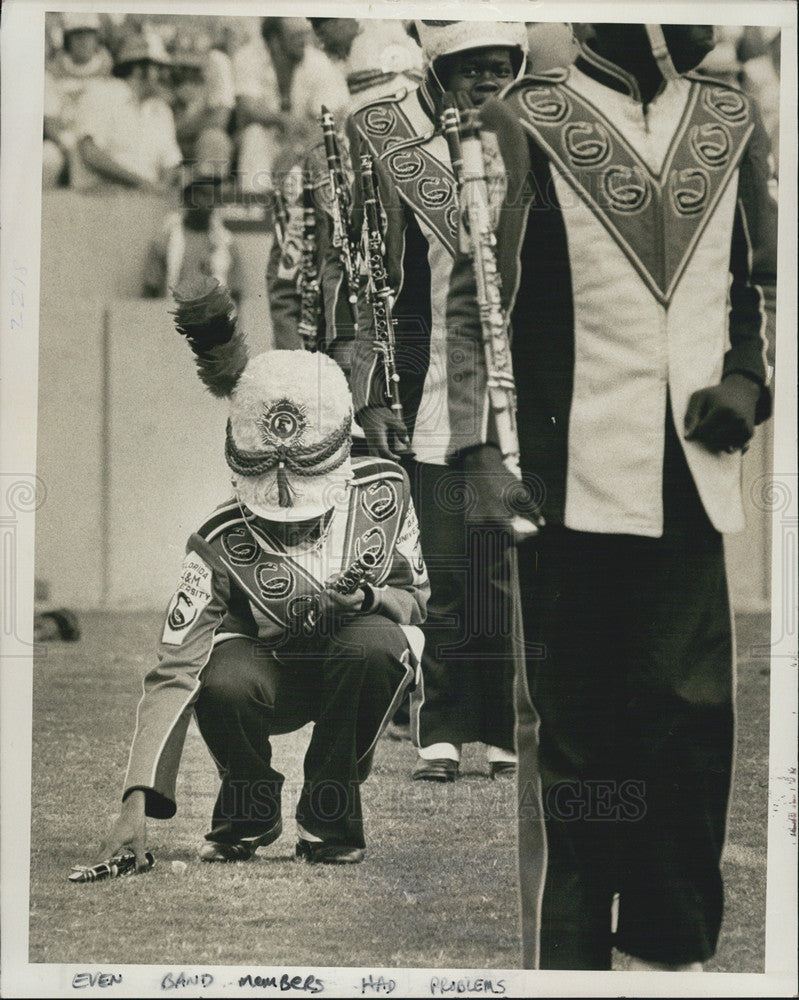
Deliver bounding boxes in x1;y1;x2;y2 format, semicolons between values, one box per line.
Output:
510;74;754;305
352;95;460;257
206;474;406;631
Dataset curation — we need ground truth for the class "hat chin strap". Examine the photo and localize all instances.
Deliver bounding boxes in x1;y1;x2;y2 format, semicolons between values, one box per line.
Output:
645;24;679;81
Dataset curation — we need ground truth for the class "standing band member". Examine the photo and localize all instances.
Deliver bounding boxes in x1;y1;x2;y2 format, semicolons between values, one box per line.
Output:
92;280;428;868
267;18;422;374
347;20;531;782
447;23;776;969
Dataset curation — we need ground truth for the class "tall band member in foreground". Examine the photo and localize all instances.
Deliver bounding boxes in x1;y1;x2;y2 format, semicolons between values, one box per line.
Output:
348;20;532;782
446;23;776;969
95;282;428;867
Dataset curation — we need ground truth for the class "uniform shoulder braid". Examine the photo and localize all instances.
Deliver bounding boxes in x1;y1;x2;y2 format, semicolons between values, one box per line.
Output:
350;455;405;485
684;70;750;97
499;67;569;101
353;84;413;115
375;130;429;158
195;499;244;544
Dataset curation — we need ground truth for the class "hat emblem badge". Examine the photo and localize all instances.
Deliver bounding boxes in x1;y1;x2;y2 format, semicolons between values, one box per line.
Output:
259;399;307;447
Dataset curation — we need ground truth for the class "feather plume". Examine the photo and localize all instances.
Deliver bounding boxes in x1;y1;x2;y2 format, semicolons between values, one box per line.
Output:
171;277;248;397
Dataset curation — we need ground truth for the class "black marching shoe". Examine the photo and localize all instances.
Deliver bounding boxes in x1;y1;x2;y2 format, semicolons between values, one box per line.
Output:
199;817;283;862
412;757;459;782
295;839;365;865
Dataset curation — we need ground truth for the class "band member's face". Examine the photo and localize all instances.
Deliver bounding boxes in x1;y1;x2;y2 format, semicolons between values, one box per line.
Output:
445;47;515;105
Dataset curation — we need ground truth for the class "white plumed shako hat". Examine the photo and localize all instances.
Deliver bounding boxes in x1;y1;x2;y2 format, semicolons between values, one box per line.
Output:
415;19;528;76
226;351;353;522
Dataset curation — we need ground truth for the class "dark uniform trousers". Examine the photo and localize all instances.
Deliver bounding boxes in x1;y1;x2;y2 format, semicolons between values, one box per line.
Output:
516;418;735;969
194;614;412;849
406;459;517;752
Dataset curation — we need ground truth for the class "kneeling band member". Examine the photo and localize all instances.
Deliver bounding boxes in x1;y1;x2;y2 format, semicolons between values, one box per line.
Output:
95;283;428;867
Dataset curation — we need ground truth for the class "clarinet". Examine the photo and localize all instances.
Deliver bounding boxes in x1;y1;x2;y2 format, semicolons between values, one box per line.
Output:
319;106;360;320
359;151;413;456
330;548;380;595
441;102;521;481
69;851;155;883
441;101;465;192
297;171;321;351
302;549;380;633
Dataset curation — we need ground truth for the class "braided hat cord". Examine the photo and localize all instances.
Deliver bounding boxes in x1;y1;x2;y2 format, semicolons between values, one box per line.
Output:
225;414;352;511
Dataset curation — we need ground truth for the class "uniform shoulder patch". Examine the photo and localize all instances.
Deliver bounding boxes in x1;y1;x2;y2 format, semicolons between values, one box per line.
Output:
162;551;213;646
352;88;415;144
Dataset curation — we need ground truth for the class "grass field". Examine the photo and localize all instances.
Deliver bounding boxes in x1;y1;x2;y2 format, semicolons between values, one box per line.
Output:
29;610;770;971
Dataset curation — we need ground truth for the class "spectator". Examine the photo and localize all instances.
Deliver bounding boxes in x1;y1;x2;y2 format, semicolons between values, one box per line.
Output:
211;18;250;63
71;31;182;194
48;11;113;79
43;13;113;187
102;12;143;57
696;26;744;85
232;17;349;194
169;30;235;167
743;28;781;181
143;132;241;299
311;17;423;102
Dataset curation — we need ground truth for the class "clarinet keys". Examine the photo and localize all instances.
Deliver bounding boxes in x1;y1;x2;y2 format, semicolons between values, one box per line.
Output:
69;851;155;883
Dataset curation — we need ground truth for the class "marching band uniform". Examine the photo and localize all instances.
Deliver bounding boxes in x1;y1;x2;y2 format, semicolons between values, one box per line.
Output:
267;153;351;359
120;326;428;863
267;25;422;374
346;21;531;779
446;25;776;967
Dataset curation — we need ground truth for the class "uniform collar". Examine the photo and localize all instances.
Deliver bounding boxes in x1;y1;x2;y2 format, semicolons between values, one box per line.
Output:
574;40;644;103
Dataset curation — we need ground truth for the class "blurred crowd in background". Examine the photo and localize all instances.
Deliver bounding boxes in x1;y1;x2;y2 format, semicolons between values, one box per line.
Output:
40;14;782;303
44;15;781;192
43;12;422;197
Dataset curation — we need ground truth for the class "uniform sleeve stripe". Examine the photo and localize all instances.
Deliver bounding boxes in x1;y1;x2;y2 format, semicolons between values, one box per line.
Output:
351;457;404;482
737;195;771;385
197;504;245;542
